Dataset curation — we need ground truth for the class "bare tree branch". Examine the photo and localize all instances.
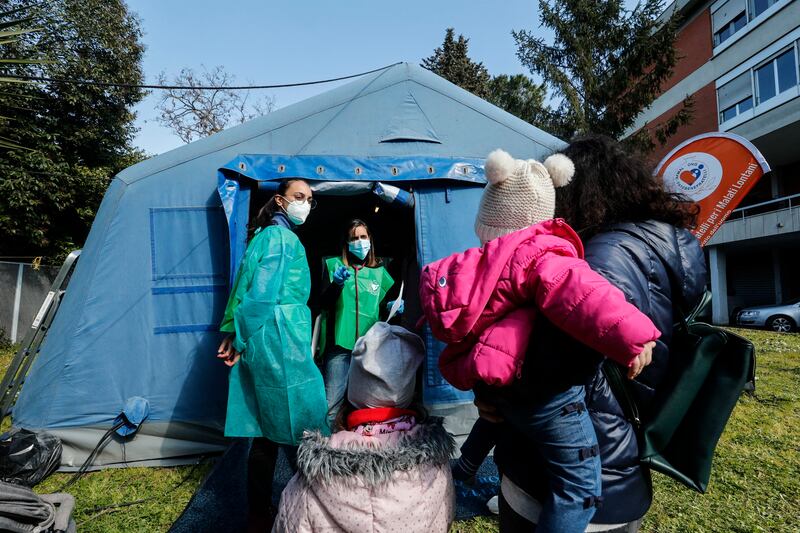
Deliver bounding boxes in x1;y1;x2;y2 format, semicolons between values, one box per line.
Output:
155;65;276;143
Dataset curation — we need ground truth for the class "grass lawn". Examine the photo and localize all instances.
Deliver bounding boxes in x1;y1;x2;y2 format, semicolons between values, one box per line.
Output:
1;327;798;532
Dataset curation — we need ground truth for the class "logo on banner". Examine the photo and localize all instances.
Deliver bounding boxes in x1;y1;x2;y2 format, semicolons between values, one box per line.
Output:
663;152;723;202
654;132;770;246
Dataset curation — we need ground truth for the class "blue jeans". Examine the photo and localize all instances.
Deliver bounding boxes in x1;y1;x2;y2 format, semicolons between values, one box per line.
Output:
322;346;352;423
495;386;602;533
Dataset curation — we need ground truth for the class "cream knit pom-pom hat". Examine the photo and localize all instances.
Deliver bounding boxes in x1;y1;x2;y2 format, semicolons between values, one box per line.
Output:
475;149;576;244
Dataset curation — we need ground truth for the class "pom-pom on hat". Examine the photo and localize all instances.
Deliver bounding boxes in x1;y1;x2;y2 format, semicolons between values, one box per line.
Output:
475;149;575;244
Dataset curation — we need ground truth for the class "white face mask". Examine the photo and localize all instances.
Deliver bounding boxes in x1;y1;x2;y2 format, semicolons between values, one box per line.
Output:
348;239;371;260
281;197;311;225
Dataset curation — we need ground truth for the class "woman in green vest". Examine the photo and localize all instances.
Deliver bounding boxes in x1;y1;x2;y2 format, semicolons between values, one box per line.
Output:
216;178;328;531
319;219;403;412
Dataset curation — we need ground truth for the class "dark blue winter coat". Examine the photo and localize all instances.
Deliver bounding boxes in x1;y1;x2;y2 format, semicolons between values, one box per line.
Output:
493;220;707;524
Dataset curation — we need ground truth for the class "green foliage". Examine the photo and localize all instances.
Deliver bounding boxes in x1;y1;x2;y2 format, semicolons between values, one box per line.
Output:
423;29;547;128
513;0;693;151
422;28;492;99
487;74;547;127
0;0;146;261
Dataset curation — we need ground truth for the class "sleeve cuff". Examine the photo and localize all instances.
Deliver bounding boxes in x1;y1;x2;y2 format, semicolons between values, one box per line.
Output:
232;336;245;353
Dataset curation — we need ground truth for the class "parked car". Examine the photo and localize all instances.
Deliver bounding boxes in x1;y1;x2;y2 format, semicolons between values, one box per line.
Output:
735;298;800;333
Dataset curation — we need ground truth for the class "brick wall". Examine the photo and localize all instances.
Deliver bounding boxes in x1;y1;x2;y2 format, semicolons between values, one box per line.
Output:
661;7;714;92
642;81;719;165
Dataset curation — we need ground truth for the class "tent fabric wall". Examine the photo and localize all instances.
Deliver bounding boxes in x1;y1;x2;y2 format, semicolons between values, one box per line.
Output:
415;185;484;405
12;63;564;467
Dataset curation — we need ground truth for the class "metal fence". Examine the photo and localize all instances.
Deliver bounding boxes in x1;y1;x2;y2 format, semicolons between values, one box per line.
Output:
0;261;59;344
730;192;800;220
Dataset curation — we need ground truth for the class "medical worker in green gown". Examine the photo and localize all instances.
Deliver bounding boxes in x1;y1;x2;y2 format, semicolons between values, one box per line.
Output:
216;179;327;531
319;218;403;412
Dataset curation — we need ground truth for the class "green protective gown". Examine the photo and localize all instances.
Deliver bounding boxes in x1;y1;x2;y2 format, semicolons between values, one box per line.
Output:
323;256;394;351
220;225;328;444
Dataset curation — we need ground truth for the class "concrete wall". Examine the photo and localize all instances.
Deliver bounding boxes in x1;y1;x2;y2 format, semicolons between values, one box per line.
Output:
708;204;800;245
631;0;800;135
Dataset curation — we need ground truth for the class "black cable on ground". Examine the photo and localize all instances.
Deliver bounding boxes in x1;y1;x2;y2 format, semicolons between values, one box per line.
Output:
75;456;211;527
58;420;125;491
0;62;402;90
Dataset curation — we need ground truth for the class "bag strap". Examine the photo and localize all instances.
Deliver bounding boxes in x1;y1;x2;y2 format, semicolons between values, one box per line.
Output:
387;281;405;322
602;360;641;430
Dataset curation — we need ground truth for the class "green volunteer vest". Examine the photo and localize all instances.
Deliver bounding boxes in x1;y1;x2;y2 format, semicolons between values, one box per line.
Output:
324;256;394;351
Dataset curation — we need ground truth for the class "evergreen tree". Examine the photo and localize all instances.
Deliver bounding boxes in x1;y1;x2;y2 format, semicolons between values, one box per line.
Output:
423;29;548;127
513;0;693;151
0;0;145;261
487;74;547;127
422;28;491;99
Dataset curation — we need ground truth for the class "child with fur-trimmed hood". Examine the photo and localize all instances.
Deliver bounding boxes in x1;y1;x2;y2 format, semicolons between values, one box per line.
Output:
272;326;455;533
420;149;661;532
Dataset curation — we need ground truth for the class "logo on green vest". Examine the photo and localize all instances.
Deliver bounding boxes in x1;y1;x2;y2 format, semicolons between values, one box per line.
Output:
369;280;380;294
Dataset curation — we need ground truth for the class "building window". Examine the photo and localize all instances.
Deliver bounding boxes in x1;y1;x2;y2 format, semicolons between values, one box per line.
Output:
755;47;799;105
750;0;778;18
713;0;748;46
713;0;789;48
718;71;754;122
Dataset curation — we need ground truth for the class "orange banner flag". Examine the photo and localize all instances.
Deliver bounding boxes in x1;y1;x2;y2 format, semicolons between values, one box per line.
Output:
655;132;771;246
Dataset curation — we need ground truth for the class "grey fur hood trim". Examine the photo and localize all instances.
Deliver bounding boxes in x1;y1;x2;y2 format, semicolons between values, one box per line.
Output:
296;417;455;486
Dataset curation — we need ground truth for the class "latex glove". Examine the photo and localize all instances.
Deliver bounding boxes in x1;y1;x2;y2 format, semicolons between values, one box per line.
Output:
628;341;655;380
216;335;241;367
333;266;351;286
387;299;405;315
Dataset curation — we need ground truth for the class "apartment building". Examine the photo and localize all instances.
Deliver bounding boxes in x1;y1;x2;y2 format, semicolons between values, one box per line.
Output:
632;0;800;325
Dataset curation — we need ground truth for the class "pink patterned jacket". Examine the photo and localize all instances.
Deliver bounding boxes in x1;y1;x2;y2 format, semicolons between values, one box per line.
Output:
419;219;661;390
273;419;455;533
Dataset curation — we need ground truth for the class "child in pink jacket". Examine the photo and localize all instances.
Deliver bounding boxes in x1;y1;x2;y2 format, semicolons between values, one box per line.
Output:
420;149;660;532
272;323;455;533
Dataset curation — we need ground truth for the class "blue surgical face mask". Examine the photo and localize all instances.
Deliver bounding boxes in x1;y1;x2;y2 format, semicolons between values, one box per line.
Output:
348;239;371;260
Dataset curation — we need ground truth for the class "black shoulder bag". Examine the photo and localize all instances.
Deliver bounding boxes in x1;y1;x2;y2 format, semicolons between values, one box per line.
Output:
604;288;756;493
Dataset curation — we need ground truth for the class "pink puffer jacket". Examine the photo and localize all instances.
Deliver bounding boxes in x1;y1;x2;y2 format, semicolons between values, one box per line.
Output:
272;419;455;533
419;219;661;390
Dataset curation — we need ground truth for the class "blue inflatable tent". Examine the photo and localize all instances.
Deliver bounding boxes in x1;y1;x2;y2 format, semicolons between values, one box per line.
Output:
13;63;564;467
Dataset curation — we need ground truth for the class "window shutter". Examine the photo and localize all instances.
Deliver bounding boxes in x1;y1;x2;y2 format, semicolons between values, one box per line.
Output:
718;71;752;111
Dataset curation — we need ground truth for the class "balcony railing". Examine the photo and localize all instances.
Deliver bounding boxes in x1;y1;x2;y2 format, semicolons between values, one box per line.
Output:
729;193;800;220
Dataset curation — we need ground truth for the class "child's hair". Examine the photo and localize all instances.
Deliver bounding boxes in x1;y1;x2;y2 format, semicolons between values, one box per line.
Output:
330;394;428;432
555;134;698;239
341;218;380;268
250;179;308;236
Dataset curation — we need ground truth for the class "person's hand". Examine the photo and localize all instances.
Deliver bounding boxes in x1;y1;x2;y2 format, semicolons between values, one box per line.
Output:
628;341;655;380
474;395;504;423
333;266;350;286
387;299;405;315
217;335;241;367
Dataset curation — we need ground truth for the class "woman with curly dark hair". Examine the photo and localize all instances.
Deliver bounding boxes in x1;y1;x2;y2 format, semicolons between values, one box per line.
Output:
555;134;699;239
484;134;708;532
